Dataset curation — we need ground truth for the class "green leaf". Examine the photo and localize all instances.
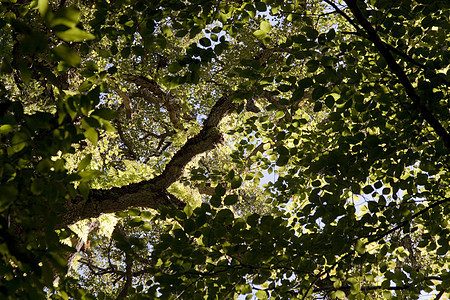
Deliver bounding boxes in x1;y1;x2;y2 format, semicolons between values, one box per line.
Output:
78;182;90;200
19;65;31;84
78;169;101;182
362;185;374;194
98;49;110;58
292;88;304;101
128;217;144;227
168;62;182;73
303;26;318;40
276;145;289;156
255;2;267;12
313;101;322;112
128;208;141;216
162;75;182;89
50;7;81;27
255;290;268;299
327;28;336;41
82;117;101;129
31;178;45;195
312;85;326;100
55;28;95;42
215;185;226;196
244;4;256;18
436;245;448;255
38;0;49;17
210;195;222;208
91;108;117;120
374;181;382;189
199;38;211;47
297;78;313;89
247;213;259;227
260;20;272;33
417;173;427;185
224;194;239;205
84;128;98;145
53;45;81;67
278;84;291;92
78;80;94;92
325;95;335;108
355;239;366;254
253;30;267;39
216;208;234;223
276;155;289;166
0;184;18;211
78;154;92;170
11;132;28;152
275;111;285;119
175;29;188;37
239;284;252;294
0;124;14;134
333;279;342;289
36;159;52;174
121;47;131;58
335;290;346;299
161;25;172;37
230;175;243;189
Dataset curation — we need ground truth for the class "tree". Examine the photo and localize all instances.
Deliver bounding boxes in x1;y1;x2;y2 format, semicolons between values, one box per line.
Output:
0;0;449;299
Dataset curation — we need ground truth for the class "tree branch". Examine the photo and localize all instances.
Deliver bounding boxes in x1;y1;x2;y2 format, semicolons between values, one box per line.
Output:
67;219;100;272
59;94;236;227
114;88;133;119
116;252;133;299
344;0;450;149
114;119;137;159
323;0;361;31
367;198;450;244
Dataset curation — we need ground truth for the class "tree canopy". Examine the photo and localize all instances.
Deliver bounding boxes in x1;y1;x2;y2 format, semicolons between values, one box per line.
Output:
0;0;449;299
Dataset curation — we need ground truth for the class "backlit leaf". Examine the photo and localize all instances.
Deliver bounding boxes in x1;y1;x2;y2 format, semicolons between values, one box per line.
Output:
56;28;95;42
253;30;267;39
260;20;272;33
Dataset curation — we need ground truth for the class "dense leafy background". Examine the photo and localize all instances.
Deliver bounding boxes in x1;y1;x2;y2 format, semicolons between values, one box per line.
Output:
0;0;449;299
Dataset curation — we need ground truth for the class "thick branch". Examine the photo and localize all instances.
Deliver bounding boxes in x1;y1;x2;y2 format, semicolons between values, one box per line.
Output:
124;75;185;130
152;95;233;189
344;0;450;149
114;88;132;119
114;119;137;159
60;95;235;227
116;252;132;299
124;75;164;98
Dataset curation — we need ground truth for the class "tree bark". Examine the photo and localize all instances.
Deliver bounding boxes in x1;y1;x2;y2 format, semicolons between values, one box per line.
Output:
59;95;235;227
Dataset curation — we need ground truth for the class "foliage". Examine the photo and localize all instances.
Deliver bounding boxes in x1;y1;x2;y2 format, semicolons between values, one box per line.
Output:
0;0;449;299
